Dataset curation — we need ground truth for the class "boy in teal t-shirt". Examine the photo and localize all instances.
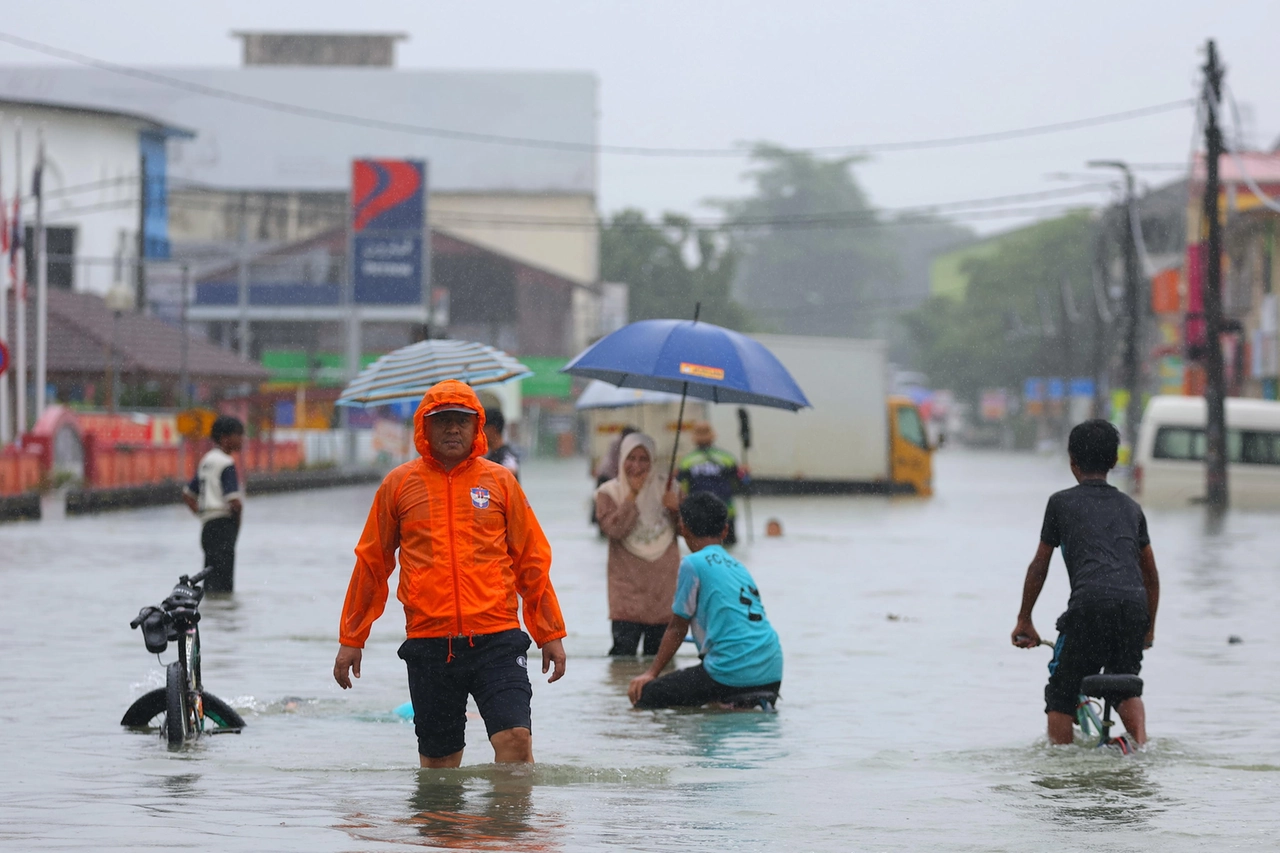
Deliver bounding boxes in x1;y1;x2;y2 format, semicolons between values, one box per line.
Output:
628;493;783;709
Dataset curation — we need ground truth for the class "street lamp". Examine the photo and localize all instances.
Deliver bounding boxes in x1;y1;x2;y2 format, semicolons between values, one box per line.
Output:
1086;159;1144;474
104;284;135;412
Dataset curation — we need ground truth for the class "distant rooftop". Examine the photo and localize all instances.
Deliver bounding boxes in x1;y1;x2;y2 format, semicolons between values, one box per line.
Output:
231;31;408;68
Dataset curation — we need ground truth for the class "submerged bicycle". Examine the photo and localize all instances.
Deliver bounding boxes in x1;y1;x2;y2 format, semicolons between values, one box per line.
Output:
1020;635;1143;752
120;567;245;745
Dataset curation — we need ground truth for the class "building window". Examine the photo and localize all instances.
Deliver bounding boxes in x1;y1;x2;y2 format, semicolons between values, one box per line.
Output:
25;226;77;290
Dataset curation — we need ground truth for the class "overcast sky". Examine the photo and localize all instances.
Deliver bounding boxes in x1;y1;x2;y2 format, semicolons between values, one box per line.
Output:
2;0;1277;233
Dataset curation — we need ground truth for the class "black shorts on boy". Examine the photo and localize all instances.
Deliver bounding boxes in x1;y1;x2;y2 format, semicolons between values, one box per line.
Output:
1045;600;1148;715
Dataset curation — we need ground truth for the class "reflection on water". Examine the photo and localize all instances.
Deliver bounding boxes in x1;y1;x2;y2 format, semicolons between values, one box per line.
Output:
1029;759;1163;827
403;769;544;850
341;768;559;850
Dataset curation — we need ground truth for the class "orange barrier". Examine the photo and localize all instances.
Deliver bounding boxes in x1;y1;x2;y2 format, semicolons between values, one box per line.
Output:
0;446;42;496
85;436;303;490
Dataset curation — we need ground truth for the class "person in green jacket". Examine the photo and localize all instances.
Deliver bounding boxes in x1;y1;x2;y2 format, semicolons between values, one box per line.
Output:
676;422;746;546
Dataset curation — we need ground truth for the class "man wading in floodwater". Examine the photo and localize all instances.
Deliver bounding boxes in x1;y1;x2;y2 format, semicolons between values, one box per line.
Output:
333;380;567;766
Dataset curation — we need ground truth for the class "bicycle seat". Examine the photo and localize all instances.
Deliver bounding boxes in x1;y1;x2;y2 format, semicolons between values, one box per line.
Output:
720;690;779;711
1080;674;1143;703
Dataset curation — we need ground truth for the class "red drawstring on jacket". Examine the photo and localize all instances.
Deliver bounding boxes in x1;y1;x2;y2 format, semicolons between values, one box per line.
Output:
446;635;454;663
468;634;475;648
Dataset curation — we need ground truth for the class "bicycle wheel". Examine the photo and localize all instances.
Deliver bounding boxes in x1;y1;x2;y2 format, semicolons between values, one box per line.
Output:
201;692;246;730
121;689;167;727
165;661;191;745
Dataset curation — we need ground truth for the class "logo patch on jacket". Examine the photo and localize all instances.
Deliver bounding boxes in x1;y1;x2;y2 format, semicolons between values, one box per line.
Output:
470;487;491;509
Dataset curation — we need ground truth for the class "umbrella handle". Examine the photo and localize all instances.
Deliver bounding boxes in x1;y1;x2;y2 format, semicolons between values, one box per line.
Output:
666;381;690;489
666;302;700;488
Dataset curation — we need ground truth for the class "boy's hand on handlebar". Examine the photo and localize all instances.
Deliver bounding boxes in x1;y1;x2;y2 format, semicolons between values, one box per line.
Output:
333;645;362;689
1011;617;1041;648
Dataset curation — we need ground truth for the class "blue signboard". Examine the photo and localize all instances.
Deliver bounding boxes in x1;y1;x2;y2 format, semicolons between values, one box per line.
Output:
350;159;428;305
1023;377;1045;401
1046;378;1065;401
1069;377;1096;398
352;235;424;304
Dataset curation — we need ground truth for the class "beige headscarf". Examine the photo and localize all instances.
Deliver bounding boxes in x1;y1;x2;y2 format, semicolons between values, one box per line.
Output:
595;432;676;562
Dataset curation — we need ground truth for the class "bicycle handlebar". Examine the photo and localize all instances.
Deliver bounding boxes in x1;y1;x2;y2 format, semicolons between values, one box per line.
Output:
188;567;214;586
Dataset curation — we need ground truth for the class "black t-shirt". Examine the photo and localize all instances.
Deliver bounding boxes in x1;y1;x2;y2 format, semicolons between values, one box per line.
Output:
486;444;520;482
1039;480;1150;609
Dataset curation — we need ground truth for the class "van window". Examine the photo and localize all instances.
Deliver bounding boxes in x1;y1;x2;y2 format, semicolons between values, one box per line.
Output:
1152;426;1280;465
895;405;927;449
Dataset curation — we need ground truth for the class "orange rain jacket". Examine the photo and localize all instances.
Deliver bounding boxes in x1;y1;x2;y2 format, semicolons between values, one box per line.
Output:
338;381;566;651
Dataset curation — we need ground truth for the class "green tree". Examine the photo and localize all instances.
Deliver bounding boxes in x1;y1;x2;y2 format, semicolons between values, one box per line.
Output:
599;208;753;330
718;144;900;337
903;211;1096;397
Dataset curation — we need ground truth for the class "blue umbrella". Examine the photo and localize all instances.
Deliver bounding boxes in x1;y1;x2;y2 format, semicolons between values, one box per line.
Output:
562;311;810;480
562;319;810;410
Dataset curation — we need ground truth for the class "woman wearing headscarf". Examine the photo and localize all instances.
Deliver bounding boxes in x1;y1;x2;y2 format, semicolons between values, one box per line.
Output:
594;432;682;656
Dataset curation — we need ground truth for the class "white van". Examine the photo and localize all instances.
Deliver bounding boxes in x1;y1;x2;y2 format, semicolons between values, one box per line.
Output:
1134;395;1280;508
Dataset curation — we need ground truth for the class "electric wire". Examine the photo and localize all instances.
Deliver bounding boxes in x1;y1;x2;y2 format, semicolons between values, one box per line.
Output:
0;30;1195;158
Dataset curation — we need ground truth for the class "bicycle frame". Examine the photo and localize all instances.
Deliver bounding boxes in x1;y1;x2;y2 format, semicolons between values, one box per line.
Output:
175;619;204;737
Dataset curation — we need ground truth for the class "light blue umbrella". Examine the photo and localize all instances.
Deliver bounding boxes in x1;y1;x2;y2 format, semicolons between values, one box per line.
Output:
336;339;531;408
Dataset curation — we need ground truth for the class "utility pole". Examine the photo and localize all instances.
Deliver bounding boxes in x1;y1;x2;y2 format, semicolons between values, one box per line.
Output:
179;263;190;408
1202;39;1229;509
136;151;147;314
34;127;47;417
0;111;10;446
1088;159;1143;467
13;120;25;436
236;194;250;361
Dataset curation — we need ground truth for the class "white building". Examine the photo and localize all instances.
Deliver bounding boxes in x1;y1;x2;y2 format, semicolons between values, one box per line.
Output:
0;33;599;289
0;98;192;298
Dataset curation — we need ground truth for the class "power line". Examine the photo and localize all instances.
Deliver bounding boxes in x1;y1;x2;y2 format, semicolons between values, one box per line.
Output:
0;30;1194;158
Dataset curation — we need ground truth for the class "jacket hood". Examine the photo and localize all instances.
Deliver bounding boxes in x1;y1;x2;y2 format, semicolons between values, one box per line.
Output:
413;380;489;463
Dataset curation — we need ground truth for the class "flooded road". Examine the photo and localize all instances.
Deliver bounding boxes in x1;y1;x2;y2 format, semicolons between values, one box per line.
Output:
1;450;1277;851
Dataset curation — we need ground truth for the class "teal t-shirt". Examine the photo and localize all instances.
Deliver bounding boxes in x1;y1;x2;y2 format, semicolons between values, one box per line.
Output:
673;545;783;688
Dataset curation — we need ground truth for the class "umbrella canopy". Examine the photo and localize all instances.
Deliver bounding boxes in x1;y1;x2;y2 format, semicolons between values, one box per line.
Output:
562;319;811;411
336;339;532;408
574;380;686;410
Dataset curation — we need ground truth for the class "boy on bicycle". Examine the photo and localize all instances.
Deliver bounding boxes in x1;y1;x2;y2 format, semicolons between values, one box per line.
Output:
1011;419;1160;746
628;493;782;709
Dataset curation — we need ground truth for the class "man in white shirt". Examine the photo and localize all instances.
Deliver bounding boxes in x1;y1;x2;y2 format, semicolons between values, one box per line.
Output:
183;416;245;593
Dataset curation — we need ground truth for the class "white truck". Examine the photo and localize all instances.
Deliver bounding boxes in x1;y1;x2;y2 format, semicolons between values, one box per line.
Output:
705;335;932;495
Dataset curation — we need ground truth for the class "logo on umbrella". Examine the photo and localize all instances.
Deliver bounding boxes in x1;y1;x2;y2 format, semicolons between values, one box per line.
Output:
679;362;725;381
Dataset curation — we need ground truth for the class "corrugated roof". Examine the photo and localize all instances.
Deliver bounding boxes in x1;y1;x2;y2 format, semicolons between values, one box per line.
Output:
4;289;267;382
0;66;596;194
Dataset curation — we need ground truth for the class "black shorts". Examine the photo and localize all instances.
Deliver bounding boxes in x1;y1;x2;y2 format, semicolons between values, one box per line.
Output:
398;629;533;759
1045;600;1148;716
635;663;780;709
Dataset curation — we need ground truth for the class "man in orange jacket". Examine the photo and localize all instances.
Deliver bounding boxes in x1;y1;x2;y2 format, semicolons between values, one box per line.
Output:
333;380;567;767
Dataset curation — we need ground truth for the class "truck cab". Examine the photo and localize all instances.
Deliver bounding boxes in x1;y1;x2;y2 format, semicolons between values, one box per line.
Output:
888;396;933;496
